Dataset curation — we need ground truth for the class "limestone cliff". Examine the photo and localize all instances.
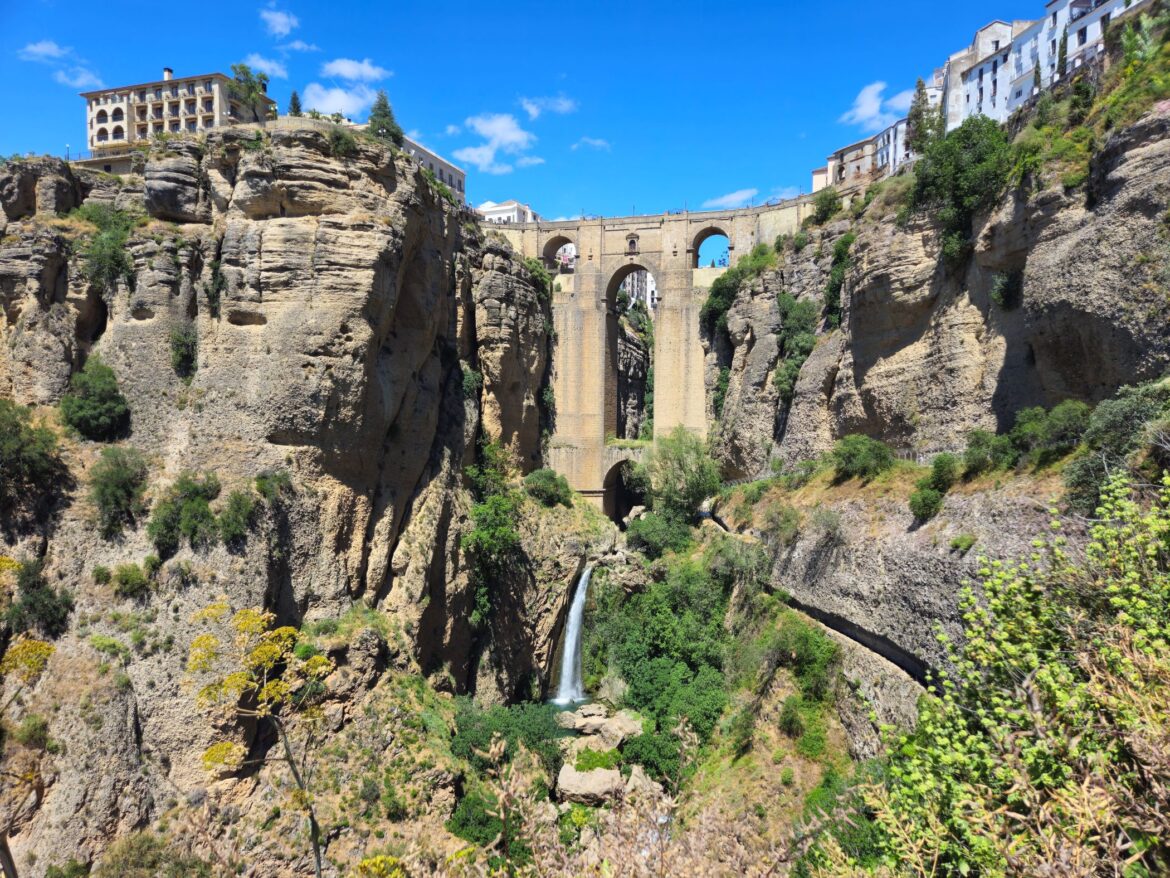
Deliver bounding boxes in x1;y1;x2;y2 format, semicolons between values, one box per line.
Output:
0;129;597;874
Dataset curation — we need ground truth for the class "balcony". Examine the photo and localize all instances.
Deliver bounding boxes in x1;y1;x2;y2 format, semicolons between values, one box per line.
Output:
1070;0;1108;22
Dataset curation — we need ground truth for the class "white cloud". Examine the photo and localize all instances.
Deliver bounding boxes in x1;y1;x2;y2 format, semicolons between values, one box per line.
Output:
453;113;537;175
244;53;288;79
839;81;912;132
18;40;70;62
702;188;759;209
260;7;299;36
54;66;104;89
320;57;390;81
519;94;578;120
302;82;377;117
281;39;319;52
444;124;461;136
516;156;546;167
571;136;610;151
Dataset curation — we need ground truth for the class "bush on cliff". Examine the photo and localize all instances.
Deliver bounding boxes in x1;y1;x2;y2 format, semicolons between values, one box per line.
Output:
626;510;692;559
524;468;573;507
644;425;721;520
829;434;894;483
147;471;222;557
89;446;148;538
810;187;842;225
451;698;565;777
4;559;73;639
60;356;130;441
73;203;140;294
699;243;775;338
0;398;62;519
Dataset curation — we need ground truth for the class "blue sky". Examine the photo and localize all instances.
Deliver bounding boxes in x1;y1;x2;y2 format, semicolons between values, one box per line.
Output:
1;0;1040;220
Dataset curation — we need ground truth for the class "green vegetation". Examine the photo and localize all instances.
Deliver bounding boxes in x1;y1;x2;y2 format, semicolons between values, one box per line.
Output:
908;453;960;522
147;471;222;557
950;533;977;554
462;442;523;630
92;565;111;584
699;243;775;339
822;232;855;327
712;366;731;418
450;698;566;777
202;259;226;318
802;474;1170;877
328;126;358;157
169;326;197;381
113;562;150;599
287;90;302;117
218;489;257;546
962;429;1018;476
643;425;721;520
461;366;483;400
4;559;73;638
810;187;842;225
906;77;945;154
89;446;148;537
773;293;819;403
422;168;455;204
228;63;272;124
12;713;51;750
626;511;693;560
575;748;621;771
92;831;211;878
255;468;293;504
366;89;404;146
907;486;943;521
829;434;894;482
0;398;62;519
910;115;1012;266
60;356;130;440
523;257;553;302
71;202;140;294
523;468;573;508
988;269;1023;309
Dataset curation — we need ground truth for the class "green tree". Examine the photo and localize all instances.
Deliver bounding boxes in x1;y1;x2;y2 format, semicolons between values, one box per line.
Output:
906;78;942;154
367;90;404;146
644;425;721;519
288;89;302;117
60;355;130;440
0;398;62;519
1033;62;1042;92
1058;26;1069;75
188;604;334;878
4;559;73;638
811;187;842;225
89;446;148;537
830;434;894;482
229;63;271;123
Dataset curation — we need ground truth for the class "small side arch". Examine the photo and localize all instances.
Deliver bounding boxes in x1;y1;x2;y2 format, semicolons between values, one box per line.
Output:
542;234;575;271
602;459;644;523
692;226;731;268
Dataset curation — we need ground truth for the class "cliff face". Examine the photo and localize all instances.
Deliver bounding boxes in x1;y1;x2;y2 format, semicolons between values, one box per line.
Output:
615;324;650;440
0;130;596;872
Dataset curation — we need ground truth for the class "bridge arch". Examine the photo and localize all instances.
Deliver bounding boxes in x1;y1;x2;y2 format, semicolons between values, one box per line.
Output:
542;234;575;269
605;260;661;309
692;225;731;268
602;459;645;523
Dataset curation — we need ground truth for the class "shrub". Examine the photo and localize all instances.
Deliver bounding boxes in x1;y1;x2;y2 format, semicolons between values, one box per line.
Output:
218;489;256;546
713;366;731;418
461;366;483;400
779;695;805;737
626;511;692;559
963;429;1018;475
823;232;856;327
451;699;566;777
113;563;150;599
0;398;63;518
575;748;621;771
143;554;161;577
13;714;50;749
830;434;894;482
5;559;73;638
909;486;944;521
811;188;842;225
765;614;839;701
645;425;721;519
255;469;292;504
989;271;1023;309
926;453;960;492
699;243;775;338
446;790;503;847
92;565;111;584
780;766;796;786
45;860;90;878
73;203;138;294
328;126;357;157
622;732;682;784
147;471;221;557
60;356;130;440
793;230;810;252
950;533;977;554
89;446;148;537
774;292;819;402
169;326;197;380
92;832;211;878
523;468;573;507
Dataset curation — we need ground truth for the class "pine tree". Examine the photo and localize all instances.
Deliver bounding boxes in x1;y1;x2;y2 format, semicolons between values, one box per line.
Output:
288;90;302;117
906;78;941;155
1033;62;1042;93
1058;27;1069;76
367;90;404;146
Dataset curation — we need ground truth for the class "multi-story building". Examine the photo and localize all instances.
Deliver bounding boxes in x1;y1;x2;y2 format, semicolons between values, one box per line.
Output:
620;269;658;310
825;136;878;193
874;118;910;176
401;137;466;202
476;200;541;224
941;21;1023;129
79;68;275;169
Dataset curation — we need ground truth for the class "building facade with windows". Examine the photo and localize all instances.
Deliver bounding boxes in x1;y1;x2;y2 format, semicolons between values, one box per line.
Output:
401;137;466;202
476;200;542;224
80;68;275;160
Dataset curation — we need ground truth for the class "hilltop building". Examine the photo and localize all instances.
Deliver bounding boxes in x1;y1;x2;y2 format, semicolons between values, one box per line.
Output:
400;138;466;202
78;68;275;169
476;200;541;224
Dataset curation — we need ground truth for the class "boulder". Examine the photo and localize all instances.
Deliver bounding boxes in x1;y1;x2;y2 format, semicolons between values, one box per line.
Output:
624;765;663;800
556;765;625;805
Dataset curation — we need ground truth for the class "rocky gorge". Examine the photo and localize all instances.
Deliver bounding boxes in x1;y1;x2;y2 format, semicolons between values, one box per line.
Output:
1;59;1170;876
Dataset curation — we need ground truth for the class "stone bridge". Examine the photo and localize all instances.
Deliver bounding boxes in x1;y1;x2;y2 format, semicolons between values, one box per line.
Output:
490;198;816;514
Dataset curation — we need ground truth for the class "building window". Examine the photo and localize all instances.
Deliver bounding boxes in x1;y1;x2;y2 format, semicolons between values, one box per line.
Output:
170;122;180;132
204;79;212;91
96;110;108;124
112;108;124;122
1078;27;1087;46
993;40;1000;50
170;86;179;97
155;88;162;100
1102;13;1111;31
1051;11;1057;25
96;127;108;142
112;125;124;140
187;121;197;132
204;99;213;112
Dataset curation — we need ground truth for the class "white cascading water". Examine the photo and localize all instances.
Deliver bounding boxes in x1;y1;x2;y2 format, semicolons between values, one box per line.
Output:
552;566;593;705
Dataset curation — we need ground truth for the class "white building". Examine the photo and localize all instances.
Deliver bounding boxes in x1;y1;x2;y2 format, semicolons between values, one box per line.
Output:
476;200;541;224
401;137;466;202
620;269;657;310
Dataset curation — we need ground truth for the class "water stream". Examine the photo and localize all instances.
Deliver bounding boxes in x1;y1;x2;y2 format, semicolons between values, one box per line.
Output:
551;565;593;705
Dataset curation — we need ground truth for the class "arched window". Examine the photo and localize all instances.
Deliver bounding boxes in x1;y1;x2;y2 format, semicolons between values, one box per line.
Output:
96;110;108;124
627;235;638;254
112;125;125;140
111;108;124;122
96;128;109;142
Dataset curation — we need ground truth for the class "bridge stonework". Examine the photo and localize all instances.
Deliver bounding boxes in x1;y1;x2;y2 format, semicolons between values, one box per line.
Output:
490;198;814;510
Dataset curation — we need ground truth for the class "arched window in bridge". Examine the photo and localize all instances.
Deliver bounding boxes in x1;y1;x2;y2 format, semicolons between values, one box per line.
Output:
627;235;638;254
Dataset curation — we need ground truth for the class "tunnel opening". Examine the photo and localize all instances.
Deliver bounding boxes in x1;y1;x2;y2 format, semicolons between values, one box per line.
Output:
605;265;656;443
693;227;730;269
602;460;645;524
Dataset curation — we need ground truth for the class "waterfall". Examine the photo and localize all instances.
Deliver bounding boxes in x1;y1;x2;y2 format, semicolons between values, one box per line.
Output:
552;566;593;705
